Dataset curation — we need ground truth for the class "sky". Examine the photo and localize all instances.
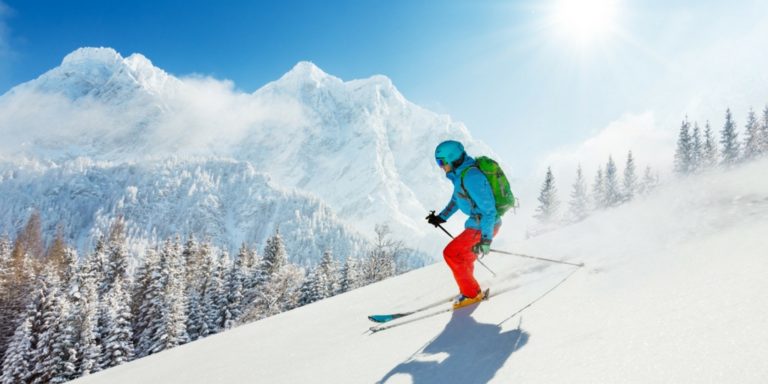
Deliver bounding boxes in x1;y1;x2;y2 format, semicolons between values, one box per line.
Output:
1;0;768;185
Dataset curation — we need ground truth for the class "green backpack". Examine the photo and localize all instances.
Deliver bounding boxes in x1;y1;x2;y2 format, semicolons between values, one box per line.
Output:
460;156;516;217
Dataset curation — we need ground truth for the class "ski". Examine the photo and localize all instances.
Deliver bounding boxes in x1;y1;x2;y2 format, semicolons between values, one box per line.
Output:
368;285;517;334
367;294;455;323
367;269;520;324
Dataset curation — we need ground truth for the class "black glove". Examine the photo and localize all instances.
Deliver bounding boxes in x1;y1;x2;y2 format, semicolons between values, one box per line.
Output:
426;211;446;227
472;239;492;257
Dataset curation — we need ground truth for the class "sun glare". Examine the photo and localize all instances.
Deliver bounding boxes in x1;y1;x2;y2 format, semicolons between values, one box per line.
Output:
549;0;620;47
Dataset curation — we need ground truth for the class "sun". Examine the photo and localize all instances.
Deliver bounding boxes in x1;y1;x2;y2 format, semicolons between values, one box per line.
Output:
549;0;621;47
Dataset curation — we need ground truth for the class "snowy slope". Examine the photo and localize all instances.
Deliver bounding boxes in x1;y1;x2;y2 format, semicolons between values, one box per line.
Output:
0;47;498;252
72;158;768;383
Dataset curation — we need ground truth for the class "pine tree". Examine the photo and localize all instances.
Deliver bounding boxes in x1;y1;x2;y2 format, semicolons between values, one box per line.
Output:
743;108;762;161
761;106;768;155
298;270;321;306
44;226;68;280
222;247;246;329
592;166;606;210
3;267;65;384
103;219;129;295
674;118;693;175
638;166;658;195
534;167;560;223
362;225;402;284
622;151;638;202
702;121;719;169
158;238;189;351
189;243;217;339
315;249;339;299
78;250;103;376
262;229;288;278
1;317;33;384
29;268;70;384
99;274;134;370
134;248;165;358
241;246;263;310
604;156;622;207
720;108;741;166
338;256;361;293
690;123;703;173
566;165;589;223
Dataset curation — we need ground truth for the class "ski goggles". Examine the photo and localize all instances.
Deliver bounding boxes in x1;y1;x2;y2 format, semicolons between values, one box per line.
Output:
436;158;449;167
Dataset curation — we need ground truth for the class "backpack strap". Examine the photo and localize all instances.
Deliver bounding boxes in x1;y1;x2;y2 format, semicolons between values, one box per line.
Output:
459;165;479;209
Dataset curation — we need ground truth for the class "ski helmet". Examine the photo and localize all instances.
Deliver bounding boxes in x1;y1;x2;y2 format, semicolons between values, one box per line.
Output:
435;140;466;168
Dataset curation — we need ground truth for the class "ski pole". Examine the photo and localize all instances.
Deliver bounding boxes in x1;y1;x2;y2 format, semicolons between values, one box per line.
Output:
489;249;584;268
435;223;584;268
434;223;497;277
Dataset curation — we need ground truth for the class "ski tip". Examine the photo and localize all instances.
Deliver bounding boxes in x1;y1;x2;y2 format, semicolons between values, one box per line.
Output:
368;314;397;323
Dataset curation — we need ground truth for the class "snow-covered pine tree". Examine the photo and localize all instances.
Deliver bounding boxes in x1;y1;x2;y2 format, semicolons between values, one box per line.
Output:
317;249;339;299
638;166;657;195
262;229;288;278
241;246;263;309
1;317;33;384
674;118;693;175
534;167;560;223
622;151;638;202
592;166;607;210
691;123;703;173
240;232;303;321
2;212;44;359
104;218;129;295
743;108;762;161
761;105;768;155
189;242;217;339
78;249;103;376
566;165;589;223
604;156;622;207
99;274;133;370
338;256;361;294
202;250;227;335
45;227;68;281
159;238;189;350
702;121;719;170
298;270;321;306
720;108;741;166
221;246;246;330
29;267;70;384
134;247;165;358
362;224;403;284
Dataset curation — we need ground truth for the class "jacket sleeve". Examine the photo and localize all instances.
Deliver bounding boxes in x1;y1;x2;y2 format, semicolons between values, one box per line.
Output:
463;168;497;241
438;195;459;221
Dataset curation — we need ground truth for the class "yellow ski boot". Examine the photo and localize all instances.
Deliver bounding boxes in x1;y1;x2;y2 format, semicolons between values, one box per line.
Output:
452;288;489;310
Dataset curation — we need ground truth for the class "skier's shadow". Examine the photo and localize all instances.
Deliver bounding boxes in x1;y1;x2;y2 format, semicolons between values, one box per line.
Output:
377;306;530;384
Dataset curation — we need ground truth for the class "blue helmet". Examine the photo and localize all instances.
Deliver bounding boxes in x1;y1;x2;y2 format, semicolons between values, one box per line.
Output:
435;140;466;168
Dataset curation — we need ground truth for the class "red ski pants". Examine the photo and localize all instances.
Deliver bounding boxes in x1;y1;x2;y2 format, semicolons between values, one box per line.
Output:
443;227;498;297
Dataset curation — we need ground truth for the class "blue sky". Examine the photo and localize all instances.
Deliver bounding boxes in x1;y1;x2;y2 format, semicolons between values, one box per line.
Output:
2;0;768;181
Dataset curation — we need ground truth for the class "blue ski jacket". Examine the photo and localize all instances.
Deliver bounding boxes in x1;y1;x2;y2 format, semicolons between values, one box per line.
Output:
437;154;500;241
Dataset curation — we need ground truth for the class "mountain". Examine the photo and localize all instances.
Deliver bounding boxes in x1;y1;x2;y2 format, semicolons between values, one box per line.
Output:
0;47;498;257
0;157;370;266
70;158;768;384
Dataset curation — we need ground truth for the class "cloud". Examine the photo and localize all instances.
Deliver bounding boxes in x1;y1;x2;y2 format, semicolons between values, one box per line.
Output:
0;71;308;161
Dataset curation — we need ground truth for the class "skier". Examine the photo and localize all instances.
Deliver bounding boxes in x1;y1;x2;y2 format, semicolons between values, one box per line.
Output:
426;140;501;309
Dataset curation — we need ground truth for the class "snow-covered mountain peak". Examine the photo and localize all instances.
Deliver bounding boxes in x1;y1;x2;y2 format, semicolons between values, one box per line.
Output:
273;61;340;90
60;46;123;67
20;46;175;100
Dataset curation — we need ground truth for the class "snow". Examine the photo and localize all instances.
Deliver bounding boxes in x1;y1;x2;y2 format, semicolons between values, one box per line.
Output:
72;158;768;383
0;47;498;256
